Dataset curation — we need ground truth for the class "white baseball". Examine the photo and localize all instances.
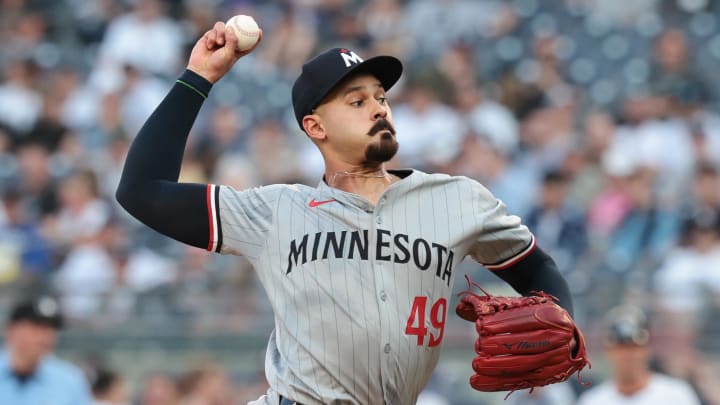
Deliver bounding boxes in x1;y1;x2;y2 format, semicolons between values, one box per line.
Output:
225;15;261;51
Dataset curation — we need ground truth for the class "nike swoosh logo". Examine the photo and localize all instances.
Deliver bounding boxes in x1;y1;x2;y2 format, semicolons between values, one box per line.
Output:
309;198;336;207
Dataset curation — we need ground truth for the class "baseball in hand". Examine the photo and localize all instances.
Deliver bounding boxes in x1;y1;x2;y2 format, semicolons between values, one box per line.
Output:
225;15;261;51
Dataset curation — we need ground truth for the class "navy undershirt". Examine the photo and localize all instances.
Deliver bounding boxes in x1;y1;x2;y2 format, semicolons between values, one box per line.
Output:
116;70;213;249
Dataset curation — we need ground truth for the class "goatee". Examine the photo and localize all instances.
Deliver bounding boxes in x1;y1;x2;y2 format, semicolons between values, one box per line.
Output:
365;118;398;162
365;132;399;162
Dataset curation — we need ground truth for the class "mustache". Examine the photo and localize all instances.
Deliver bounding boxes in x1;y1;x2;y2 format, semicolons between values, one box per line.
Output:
368;119;396;136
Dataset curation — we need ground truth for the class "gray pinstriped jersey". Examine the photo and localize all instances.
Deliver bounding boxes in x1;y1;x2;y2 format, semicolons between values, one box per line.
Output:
206;169;534;405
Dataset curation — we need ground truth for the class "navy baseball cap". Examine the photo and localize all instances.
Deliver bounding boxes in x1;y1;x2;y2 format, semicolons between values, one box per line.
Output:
8;296;64;329
683;208;720;233
291;47;403;130
605;305;649;346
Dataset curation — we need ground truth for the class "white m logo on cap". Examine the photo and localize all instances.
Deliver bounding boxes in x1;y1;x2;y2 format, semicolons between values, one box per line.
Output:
341;51;363;67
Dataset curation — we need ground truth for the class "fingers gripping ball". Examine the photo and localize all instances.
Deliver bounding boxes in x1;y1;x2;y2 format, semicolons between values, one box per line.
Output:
456;276;591;398
225;15;261;51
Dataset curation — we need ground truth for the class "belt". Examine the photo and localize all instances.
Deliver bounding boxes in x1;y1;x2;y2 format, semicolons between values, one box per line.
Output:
279;395;303;405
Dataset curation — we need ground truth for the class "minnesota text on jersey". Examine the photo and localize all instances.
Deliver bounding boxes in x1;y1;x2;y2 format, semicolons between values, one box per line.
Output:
286;228;455;286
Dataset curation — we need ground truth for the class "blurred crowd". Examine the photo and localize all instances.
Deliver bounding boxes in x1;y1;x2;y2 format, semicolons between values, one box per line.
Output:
3;0;720;403
84;361;271;405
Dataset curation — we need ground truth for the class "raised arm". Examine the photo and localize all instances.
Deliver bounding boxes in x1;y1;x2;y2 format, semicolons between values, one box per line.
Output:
116;22;262;249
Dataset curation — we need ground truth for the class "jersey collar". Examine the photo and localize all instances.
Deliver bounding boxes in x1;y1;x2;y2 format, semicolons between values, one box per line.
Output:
317;169;414;189
316;169;416;210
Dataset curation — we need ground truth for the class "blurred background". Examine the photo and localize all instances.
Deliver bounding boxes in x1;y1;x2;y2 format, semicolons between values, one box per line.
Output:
1;0;720;404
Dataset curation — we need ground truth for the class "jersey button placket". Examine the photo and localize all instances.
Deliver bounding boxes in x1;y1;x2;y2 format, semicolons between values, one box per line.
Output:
372;202;394;398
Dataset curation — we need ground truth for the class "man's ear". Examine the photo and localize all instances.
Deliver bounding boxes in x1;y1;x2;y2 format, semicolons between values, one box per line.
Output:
303;114;326;141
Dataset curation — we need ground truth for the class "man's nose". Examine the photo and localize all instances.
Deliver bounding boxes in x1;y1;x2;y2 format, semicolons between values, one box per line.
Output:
372;101;388;120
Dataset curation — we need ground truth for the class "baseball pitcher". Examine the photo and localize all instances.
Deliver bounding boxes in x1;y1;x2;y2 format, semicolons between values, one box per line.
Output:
116;21;588;405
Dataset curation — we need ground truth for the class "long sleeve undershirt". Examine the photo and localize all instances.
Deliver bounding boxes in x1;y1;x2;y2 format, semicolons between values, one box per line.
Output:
497;247;574;316
116;69;213;249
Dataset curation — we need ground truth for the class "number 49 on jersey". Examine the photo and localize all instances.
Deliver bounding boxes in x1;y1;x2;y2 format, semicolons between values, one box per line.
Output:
405;296;447;347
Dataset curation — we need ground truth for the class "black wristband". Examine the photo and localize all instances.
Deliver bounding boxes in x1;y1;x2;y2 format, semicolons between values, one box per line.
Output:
177;69;213;99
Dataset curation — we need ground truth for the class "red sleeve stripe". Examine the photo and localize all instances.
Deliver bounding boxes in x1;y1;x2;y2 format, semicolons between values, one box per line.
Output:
484;235;537;271
206;184;219;252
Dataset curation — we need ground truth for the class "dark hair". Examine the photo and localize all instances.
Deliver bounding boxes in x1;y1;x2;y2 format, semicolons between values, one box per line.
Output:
90;368;118;396
542;169;569;184
695;162;718;178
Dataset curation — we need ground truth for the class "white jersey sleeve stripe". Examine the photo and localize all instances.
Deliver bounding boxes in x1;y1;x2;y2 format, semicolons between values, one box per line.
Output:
206;184;216;252
484;235;536;270
206;184;223;253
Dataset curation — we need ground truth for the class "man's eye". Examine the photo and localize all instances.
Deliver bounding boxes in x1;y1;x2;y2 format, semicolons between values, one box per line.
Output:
377;97;387;105
350;100;363;107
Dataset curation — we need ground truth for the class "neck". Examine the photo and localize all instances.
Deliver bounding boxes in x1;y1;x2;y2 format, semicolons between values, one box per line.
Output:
615;371;651;396
325;162;397;205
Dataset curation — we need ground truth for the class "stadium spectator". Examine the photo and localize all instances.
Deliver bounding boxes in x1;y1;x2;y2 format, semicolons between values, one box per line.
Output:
91;0;183;81
256;7;317;75
358;0;408;57
46;169;111;247
0;184;53;285
653;208;720;333
177;362;234;405
53;220;123;322
576;305;701;405
458;85;519;158
193;105;247;177
649;29;714;118
89;367;129;405
0;57;43;136
567;110;616;209
13;141;59;220
138;372;179;405
680;163;720;221
525;169;588;273
392;73;465;169
602;166;680;273
0;295;92;404
246;120;302;184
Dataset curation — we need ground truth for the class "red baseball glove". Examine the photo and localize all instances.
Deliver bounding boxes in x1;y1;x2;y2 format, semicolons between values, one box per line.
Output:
456;276;590;397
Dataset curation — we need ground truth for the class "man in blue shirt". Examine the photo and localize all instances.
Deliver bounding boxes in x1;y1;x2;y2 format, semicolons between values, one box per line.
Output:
0;295;92;404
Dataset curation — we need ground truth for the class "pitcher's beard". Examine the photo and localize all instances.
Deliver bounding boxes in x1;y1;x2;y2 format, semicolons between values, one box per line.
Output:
364;132;399;163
